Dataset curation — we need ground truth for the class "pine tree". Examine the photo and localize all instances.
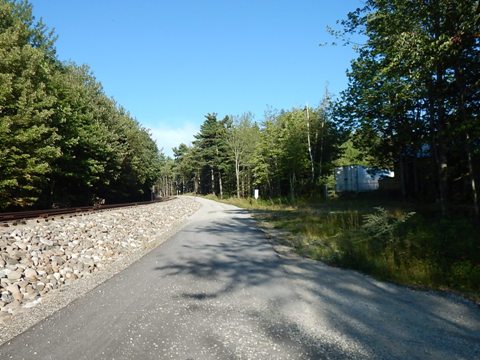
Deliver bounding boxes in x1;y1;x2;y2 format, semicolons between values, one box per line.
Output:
0;0;60;208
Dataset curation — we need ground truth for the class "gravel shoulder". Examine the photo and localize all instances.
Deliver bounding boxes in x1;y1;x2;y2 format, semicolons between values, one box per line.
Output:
0;196;201;345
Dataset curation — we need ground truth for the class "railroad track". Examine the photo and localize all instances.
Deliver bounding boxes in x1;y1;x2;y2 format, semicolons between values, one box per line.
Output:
0;197;175;223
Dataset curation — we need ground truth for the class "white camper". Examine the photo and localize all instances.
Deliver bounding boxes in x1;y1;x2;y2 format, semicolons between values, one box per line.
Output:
335;165;393;193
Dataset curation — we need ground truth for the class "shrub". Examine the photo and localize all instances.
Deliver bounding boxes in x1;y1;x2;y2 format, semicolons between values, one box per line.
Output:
361;207;415;264
449;261;480;291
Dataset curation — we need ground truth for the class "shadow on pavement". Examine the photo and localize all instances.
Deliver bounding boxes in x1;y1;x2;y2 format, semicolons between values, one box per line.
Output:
153;208;480;359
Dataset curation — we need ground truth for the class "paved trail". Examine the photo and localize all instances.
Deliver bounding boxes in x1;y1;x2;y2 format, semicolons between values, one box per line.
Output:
1;197;479;359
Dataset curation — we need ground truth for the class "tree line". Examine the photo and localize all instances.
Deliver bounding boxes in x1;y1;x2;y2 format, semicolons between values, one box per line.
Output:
0;0;162;210
159;95;345;201
162;0;479;219
2;0;478;218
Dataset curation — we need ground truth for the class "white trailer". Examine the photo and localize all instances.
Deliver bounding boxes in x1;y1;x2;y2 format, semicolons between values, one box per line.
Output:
335;165;393;193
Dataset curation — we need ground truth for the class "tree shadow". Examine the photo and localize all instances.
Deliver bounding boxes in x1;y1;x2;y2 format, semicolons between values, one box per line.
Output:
153;208;480;359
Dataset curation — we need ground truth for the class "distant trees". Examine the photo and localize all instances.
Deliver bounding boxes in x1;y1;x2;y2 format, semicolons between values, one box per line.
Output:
335;0;480;215
252;99;345;200
168;96;344;199
192;113;228;197
0;0;163;210
225;113;259;198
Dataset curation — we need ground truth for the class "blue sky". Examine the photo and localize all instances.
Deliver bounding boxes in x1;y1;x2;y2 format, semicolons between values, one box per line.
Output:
31;0;362;156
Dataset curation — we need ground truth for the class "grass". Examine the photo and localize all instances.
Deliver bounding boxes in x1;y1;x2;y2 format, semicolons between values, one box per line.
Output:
207;194;480;302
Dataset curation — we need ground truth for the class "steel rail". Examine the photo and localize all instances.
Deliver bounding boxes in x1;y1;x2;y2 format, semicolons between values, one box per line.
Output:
0;197;174;223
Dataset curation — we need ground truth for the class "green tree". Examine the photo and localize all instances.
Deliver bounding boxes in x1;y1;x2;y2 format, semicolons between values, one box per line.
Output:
0;0;163;208
225;112;259;198
0;0;60;209
193;113;228;196
109;111;162;202
49;64;124;205
252;110;285;198
172;143;195;194
156;152;175;197
252;105;343;200
334;138;372;167
335;0;480;214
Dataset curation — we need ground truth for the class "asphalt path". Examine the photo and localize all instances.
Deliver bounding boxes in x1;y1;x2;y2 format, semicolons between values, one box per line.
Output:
1;197;479;359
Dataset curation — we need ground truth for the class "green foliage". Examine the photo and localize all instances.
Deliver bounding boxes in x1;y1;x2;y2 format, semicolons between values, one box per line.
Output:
252;98;346;199
361;207;415;256
0;0;163;209
192;113;229;195
334;0;480;213
171;98;345;200
449;261;480;292
334;138;372;167
0;0;60;208
172;143;196;193
218;195;480;299
225;113;259;198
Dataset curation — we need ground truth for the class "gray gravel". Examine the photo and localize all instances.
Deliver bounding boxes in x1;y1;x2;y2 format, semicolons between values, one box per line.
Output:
0;197;479;359
0;196;200;344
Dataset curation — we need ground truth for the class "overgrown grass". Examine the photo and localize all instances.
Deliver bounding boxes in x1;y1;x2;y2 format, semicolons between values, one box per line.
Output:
208;194;480;301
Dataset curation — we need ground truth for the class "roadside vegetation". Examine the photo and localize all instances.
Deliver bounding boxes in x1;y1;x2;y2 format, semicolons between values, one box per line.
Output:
210;194;480;301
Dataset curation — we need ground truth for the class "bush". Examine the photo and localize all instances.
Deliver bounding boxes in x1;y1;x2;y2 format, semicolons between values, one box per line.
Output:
449;261;480;291
361;207;415;264
217;196;480;299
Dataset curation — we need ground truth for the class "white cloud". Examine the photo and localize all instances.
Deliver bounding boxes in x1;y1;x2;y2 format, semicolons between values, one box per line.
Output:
149;122;199;158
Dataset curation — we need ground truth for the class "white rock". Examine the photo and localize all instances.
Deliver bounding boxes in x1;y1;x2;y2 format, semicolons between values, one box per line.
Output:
23;297;42;309
6;284;22;301
24;268;37;281
1;291;13;303
39;238;54;246
0;268;11;278
1;300;20;314
35;282;45;291
32;256;39;266
7;270;21;281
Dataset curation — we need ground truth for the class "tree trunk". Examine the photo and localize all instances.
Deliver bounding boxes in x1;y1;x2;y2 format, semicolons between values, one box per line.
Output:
318;118;325;181
437;143;448;215
455;64;479;217
305;106;315;186
427;75;447;215
289;172;296;202
247;168;252;198
210;168;215;195
218;171;223;199
194;172;199;194
413;158;420;197
274;159;281;197
235;155;241;198
266;177;272;199
241;175;245;198
466;133;479;217
425;16;449;215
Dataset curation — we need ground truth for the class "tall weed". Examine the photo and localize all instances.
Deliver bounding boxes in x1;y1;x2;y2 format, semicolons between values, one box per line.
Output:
211;195;480;299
